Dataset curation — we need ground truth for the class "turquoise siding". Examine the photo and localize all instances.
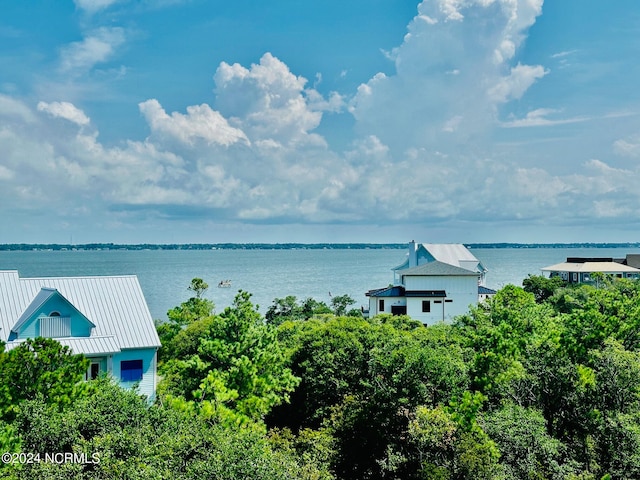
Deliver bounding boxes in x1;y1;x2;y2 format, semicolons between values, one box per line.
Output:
111;348;158;403
15;292;158;402
2;273;161;404
17;295;93;339
17;318;38;339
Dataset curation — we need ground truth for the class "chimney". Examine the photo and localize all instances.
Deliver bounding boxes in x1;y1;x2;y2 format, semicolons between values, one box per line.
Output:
408;240;418;268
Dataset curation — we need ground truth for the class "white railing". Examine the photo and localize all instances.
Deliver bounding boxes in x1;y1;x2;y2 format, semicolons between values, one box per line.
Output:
39;316;71;338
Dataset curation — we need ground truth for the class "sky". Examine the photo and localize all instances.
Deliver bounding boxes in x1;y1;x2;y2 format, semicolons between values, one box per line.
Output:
1;0;640;244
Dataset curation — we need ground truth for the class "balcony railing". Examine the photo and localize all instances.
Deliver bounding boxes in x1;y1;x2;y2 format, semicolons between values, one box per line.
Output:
39;316;71;338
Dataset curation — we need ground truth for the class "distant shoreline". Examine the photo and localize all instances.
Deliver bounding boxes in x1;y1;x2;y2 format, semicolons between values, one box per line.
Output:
1;242;640;251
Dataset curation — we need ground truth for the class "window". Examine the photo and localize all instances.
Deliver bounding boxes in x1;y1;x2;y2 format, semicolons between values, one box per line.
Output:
445;299;453;303
422;300;430;313
121;360;143;382
379;299;385;311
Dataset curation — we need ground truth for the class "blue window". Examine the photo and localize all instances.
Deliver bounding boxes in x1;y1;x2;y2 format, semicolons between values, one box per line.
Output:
121;360;143;382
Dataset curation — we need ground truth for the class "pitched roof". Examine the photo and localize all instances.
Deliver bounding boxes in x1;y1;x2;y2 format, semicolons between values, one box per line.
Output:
478;286;497;295
393;242;486;273
422;243;482;269
0;270;160;350
540;262;640;274
366;286;406;297
11;287;95;337
400;261;480;277
10;287;58;334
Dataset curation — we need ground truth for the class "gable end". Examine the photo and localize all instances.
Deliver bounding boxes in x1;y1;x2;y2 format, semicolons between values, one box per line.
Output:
10;288;96;341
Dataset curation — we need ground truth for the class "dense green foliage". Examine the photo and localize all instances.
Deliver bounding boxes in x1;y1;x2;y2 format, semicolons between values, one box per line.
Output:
2;378;326;480
523;273;567;302
0;338;89;420
265;296;333;325
2;275;640;479
159;290;299;425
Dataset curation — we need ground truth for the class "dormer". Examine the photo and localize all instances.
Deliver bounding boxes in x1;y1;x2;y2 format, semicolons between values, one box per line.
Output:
8;287;95;341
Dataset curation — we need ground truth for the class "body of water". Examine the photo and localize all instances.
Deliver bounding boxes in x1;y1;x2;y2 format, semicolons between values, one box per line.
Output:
1;247;639;320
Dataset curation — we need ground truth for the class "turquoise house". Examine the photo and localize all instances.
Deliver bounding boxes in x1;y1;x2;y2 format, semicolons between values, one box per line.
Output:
0;270;161;402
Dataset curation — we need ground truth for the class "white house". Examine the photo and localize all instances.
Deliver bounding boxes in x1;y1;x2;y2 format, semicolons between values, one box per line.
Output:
366;241;494;324
0;270;161;402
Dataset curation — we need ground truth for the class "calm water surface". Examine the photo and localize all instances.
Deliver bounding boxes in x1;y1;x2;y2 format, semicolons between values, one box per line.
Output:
1;247;639;320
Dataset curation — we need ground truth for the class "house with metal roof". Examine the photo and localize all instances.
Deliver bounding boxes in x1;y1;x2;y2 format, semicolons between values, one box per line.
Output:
541;256;640;284
0;270;161;402
366;241;494;324
392;242;488;285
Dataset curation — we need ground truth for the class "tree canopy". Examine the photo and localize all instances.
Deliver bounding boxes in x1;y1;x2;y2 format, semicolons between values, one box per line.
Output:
3;276;640;479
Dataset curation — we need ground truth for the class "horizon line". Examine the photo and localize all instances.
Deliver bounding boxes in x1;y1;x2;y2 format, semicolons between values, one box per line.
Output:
2;242;640;250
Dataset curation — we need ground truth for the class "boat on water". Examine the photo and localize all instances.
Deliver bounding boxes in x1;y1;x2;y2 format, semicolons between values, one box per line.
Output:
218;279;232;288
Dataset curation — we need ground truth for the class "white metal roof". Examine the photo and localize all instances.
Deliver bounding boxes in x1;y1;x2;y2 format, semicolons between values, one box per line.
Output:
0;270;160;350
5;335;121;355
393;243;485;273
541;262;640;274
423;244;479;268
427;244;487;273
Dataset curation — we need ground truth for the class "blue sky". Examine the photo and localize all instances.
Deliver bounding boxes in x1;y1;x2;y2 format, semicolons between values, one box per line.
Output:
1;0;640;244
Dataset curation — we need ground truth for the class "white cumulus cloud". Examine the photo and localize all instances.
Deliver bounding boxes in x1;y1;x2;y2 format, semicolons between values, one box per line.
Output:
350;0;545;151
139;99;249;147
214;53;325;146
488;63;548;103
4;0;640;239
37;101;91;126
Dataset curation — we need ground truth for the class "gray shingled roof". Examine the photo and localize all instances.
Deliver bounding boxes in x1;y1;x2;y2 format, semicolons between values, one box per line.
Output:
478;286;497;295
366;286;406;297
400;261;481;277
0;270;160;350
